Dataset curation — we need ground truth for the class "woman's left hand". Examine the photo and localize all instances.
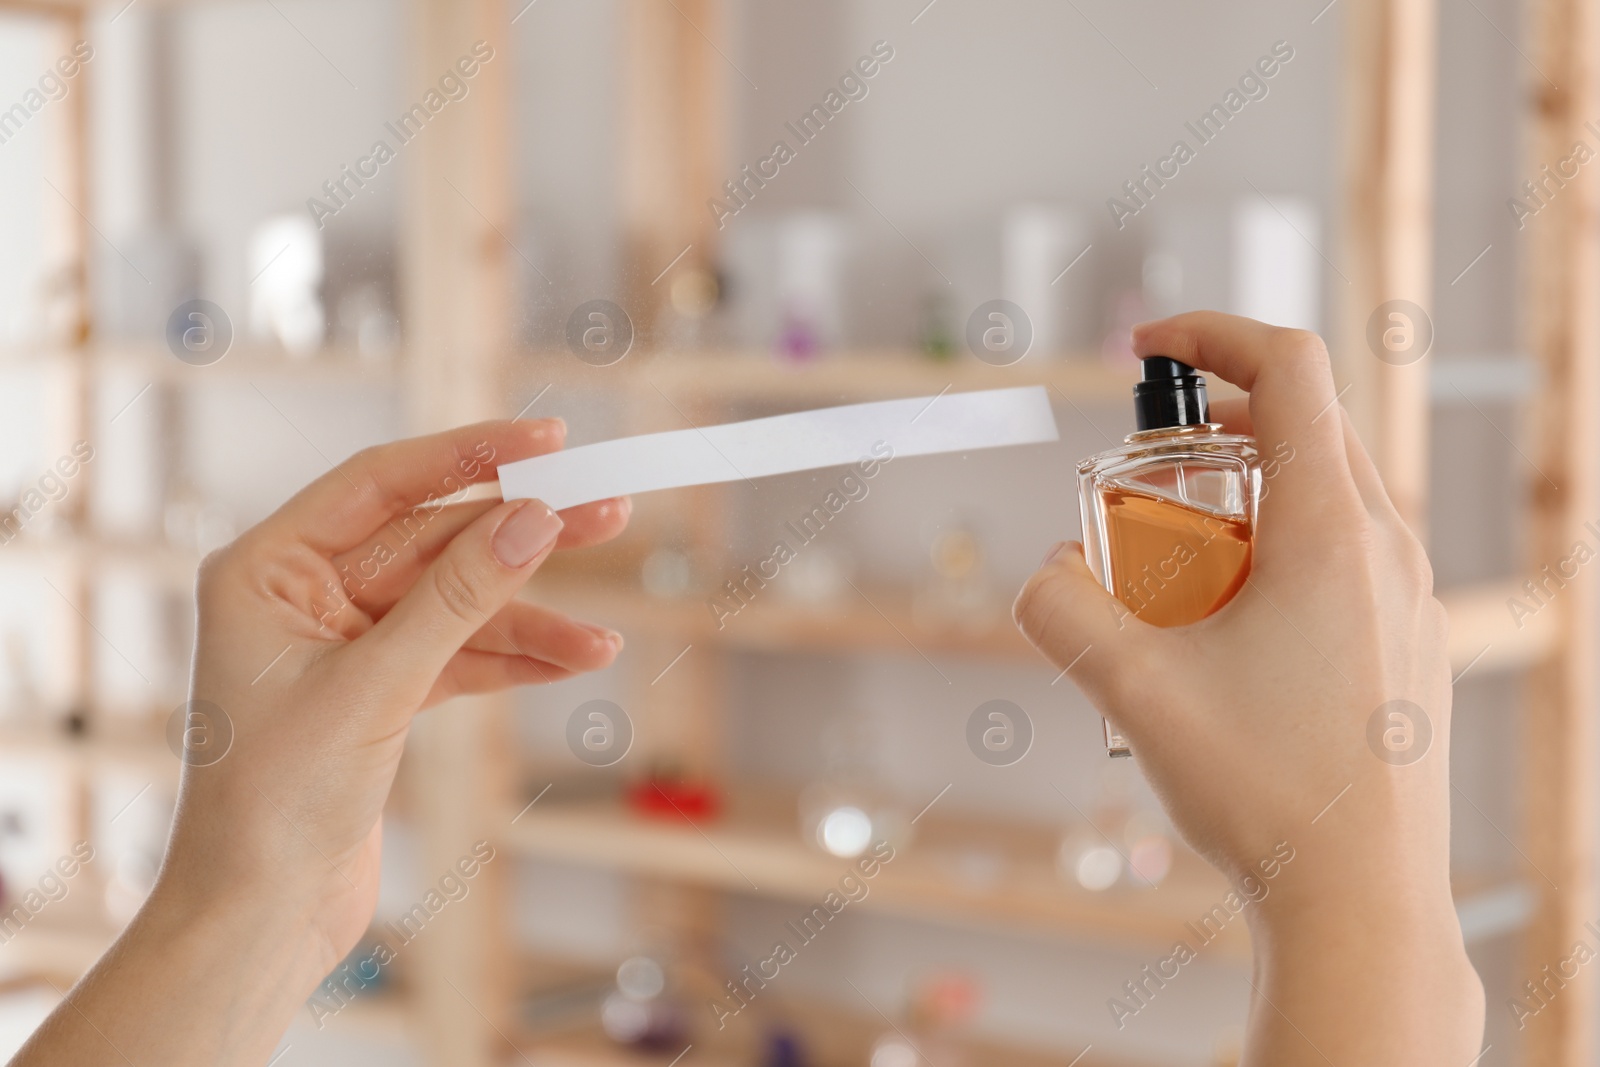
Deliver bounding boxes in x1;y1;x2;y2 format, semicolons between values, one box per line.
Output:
16;418;629;1067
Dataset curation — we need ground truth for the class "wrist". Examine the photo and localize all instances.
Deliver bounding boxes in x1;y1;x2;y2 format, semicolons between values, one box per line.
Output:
1245;870;1483;1062
27;868;335;1067
1248;859;1477;1002
1249;880;1469;965
140;867;334;1016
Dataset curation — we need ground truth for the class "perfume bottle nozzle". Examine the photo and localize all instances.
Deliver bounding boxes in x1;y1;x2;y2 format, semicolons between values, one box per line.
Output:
1140;355;1200;381
1133;355;1210;430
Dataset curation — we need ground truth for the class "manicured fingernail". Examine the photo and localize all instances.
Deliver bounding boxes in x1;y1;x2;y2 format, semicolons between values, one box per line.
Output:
492;501;563;567
581;621;624;651
1041;541;1068;567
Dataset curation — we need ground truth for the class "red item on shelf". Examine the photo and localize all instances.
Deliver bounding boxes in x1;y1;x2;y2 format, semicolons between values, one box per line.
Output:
626;778;723;823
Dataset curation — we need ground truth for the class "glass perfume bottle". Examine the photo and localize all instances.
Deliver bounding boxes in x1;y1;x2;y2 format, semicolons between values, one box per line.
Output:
1077;356;1260;757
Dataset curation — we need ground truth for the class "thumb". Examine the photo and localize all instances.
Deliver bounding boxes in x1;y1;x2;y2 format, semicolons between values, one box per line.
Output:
1013;541;1152;710
364;498;564;689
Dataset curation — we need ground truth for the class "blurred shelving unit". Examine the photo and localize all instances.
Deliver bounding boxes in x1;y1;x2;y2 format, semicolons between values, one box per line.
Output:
0;0;1592;1065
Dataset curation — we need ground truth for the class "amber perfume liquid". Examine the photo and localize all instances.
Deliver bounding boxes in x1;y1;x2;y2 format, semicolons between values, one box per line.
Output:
1099;484;1253;628
1078;422;1260;756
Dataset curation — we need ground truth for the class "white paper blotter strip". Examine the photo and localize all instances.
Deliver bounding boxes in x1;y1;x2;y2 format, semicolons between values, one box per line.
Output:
498;385;1059;510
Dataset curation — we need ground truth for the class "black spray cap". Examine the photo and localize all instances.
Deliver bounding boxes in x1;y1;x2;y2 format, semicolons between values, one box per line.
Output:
1133;355;1210;430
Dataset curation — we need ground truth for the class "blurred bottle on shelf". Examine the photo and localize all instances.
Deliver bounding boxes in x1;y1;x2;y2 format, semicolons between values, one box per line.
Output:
1058;821;1123;892
773;213;847;360
1057;762;1176;890
801;787;875;858
103;846;160;924
799;777;910;859
600;952;691;1050
1;629;43;728
776;301;822;362
760;1028;809;1067
1057;795;1173;891
663;265;724;350
1142;249;1185;319
1231;196;1320;331
911;523;999;633
1099;287;1147;368
312;937;390;1010
799;714;911;859
671;267;721;321
917;291;955;361
868;972;980;1067
641;546;695;599
248;214;325;357
163;482;237;555
773;544;852;610
1143;198;1323;336
96;231;201;344
334;282;400;362
1123;809;1174;886
627;760;723;823
95;774;172;924
1002;205;1087;358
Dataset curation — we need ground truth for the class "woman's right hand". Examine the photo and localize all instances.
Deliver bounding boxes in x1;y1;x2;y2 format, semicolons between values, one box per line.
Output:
1013;312;1483;1064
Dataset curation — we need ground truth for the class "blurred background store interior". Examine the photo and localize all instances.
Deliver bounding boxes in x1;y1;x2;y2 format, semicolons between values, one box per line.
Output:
0;1;1590;1066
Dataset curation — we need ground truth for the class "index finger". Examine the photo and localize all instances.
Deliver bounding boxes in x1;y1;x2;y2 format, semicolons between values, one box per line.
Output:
1131;312;1353;526
265;419;565;554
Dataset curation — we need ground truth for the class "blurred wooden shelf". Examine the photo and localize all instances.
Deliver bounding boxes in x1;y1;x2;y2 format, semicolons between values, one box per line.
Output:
92;344;401;388
535;573;1555;677
0;344;400;388
512;993;1132;1067
508;348;1150;408
535;573;1032;665
315;988;414;1042
3;342;1530;408
0;917;119;984
0;722;175;778
501;785;1531;955
502;783;1245;957
10;533;1549;680
1435;579;1561;679
512;1023;1119;1067
510;1026;722;1067
0;534;200;587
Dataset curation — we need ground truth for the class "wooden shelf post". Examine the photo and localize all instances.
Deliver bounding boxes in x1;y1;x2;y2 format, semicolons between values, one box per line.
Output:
1521;0;1600;1063
1338;0;1439;535
620;0;727;341
400;2;518;1064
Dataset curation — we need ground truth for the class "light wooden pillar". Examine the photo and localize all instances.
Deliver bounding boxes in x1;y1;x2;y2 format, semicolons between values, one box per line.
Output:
1338;0;1438;535
1520;0;1600;1062
620;0;727;341
44;7;91;348
45;4;96;867
617;0;733;1009
52;5;94;732
400;2;517;1065
403;0;515;424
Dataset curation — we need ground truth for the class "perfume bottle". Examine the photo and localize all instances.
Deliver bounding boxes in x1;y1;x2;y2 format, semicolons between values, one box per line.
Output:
1077;356;1260;757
